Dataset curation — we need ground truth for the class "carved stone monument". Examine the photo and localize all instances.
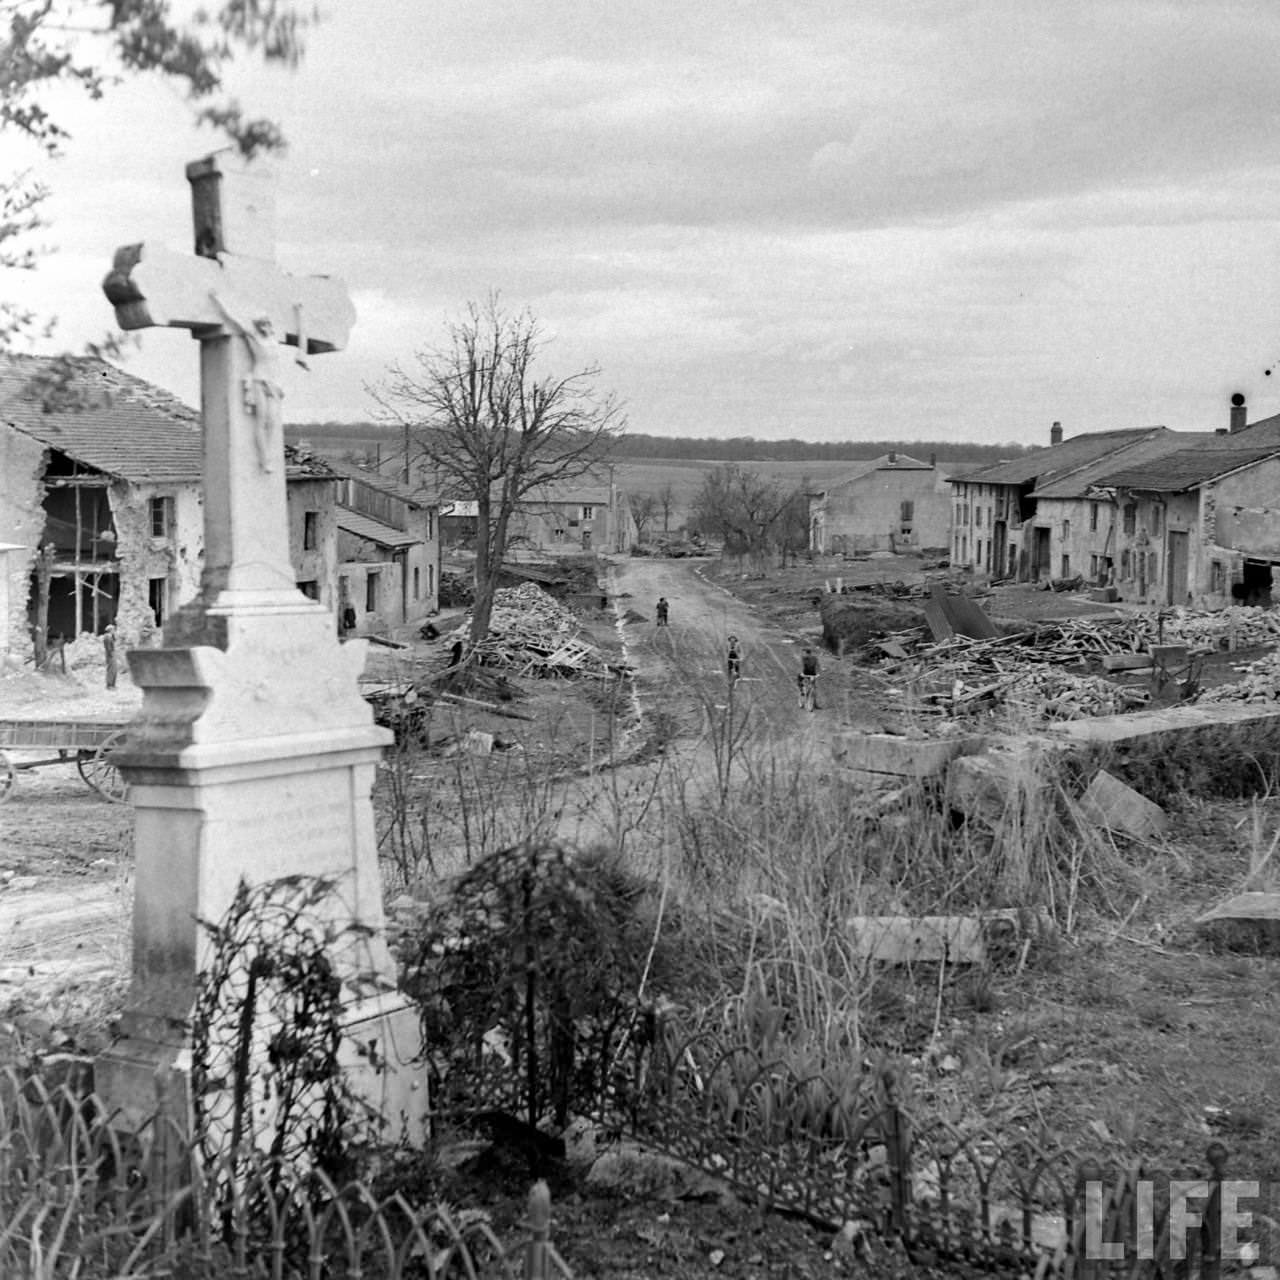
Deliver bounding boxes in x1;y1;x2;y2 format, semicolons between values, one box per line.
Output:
97;153;426;1138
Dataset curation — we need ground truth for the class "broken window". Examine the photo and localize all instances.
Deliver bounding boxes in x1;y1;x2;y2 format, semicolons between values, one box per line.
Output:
413;566;420;599
303;510;319;550
1089;503;1098;532
582;505;595;520
1123;503;1136;534
150;496;172;538
1150;505;1163;535
365;572;380;613
1061;554;1070;578
1120;550;1131;578
900;500;915;524
1211;560;1226;593
554;528;566;541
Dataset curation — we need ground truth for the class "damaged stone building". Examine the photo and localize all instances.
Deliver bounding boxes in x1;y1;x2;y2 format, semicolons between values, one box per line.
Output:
949;407;1280;606
808;453;953;556
325;458;440;633
0;354;340;664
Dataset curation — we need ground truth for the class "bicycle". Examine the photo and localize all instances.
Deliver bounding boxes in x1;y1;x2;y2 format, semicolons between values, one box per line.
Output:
797;673;817;712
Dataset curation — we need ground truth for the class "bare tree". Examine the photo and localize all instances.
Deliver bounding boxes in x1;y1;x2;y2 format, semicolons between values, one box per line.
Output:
631;492;659;542
657;481;676;533
373;295;624;647
690;464;797;570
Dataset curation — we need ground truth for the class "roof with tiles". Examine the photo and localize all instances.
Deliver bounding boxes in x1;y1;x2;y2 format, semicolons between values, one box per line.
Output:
954;428;1163;487
1;353;333;484
1090;446;1280;493
1030;431;1218;498
324;456;434;506
336;509;420;549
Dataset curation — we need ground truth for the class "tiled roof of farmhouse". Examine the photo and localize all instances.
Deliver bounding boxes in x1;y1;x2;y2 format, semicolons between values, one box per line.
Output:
0;353;331;483
1030;431;1217;498
1092;446;1280;493
955;428;1162;487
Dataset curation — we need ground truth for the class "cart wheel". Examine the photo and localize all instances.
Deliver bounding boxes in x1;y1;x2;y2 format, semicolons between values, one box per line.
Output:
78;731;129;804
0;751;14;804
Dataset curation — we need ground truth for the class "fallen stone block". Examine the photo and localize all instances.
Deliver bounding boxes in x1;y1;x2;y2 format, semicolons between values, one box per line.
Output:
1077;769;1167;840
1195;892;1280;953
1089;586;1119;603
836;732;976;778
1101;652;1152;672
946;751;1015;824
847;909;1051;966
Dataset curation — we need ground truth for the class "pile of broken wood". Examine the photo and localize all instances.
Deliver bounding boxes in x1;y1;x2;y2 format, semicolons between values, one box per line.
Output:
873;603;1280;721
460;582;617;680
889;635;1152;720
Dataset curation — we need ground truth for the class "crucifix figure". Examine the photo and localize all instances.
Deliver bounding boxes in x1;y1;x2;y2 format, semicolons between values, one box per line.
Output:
208;292;284;474
103;152;356;608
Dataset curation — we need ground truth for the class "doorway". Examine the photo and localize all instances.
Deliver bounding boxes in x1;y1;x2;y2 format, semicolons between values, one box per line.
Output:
1166;531;1190;605
1031;527;1051;580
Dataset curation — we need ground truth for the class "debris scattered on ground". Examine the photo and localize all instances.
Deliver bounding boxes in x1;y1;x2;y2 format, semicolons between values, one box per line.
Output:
459;583;621;680
1200;649;1280;704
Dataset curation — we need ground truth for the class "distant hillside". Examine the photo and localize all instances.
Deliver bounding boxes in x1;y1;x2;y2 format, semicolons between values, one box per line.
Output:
286;422;1030;466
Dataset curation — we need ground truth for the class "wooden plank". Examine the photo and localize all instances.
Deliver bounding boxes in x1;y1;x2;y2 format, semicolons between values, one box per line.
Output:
923;598;954;641
940;592;1000;640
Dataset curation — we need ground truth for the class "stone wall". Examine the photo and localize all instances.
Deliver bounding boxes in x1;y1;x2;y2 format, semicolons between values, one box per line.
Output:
108;480;203;647
0;430;47;664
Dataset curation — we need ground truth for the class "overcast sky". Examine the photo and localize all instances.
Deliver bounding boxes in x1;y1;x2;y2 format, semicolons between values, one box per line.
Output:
12;0;1280;445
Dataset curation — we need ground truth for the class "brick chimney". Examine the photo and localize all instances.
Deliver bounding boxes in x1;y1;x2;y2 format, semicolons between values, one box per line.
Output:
1050;421;1063;445
1230;392;1247;434
888;450;896;463
929;451;937;467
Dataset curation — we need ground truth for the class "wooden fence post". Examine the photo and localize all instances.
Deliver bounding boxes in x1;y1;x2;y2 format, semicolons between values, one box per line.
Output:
881;1067;912;1240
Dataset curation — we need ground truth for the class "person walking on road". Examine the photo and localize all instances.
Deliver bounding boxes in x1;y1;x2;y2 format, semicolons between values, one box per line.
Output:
656;597;669;627
726;635;742;684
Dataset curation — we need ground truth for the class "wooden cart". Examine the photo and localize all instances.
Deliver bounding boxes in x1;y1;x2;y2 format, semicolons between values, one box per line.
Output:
0;718;130;804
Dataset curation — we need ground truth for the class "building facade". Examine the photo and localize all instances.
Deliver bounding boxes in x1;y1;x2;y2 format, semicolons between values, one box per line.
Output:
329;460;439;634
0;355;340;663
808;454;952;555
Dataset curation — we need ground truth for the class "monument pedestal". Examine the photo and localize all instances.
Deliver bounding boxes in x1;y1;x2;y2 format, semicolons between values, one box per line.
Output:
97;599;429;1143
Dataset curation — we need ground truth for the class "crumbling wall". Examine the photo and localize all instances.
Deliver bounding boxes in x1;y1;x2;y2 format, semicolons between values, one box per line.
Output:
0;429;48;665
286;478;337;607
107;481;203;647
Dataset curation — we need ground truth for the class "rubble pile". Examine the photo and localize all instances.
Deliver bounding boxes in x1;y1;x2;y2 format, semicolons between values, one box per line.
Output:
1200;650;1280;705
464;583;617;679
922;663;1149;720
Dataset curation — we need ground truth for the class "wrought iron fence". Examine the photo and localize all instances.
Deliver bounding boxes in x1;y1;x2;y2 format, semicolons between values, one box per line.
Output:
600;1028;1249;1279
2;1039;1256;1280
0;1068;568;1279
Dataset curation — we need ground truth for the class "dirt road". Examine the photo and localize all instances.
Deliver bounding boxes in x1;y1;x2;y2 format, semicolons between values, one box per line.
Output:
0;556;856;1047
610;555;851;742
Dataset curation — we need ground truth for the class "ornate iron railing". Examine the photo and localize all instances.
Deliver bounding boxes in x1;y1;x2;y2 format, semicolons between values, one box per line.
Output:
0;1068;565;1279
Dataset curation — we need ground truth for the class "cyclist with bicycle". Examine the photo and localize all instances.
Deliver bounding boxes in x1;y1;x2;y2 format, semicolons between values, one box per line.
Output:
726;635;742;684
797;645;820;710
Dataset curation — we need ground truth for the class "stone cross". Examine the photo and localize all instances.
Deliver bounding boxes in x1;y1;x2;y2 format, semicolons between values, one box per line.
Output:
103;153;356;608
96;157;425;1141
